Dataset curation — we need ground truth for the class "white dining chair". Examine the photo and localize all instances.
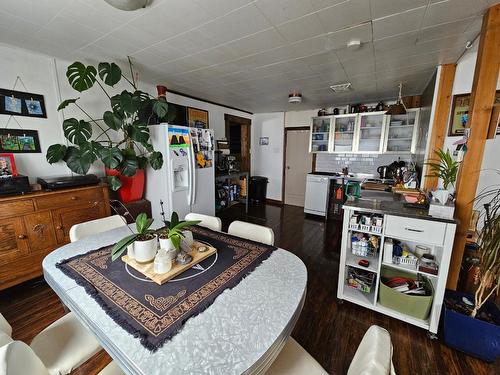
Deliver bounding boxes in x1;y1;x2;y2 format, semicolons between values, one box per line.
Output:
29;312;102;375
69;215;127;242
0;314;12;337
0;340;124;375
265;337;328;375
228;220;275;245
347;325;395;375
185;212;222;232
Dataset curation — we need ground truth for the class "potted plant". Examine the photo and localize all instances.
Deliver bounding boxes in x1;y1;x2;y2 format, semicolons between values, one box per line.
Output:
425;148;459;204
158;211;200;263
46;58;173;202
111;212;157;263
443;181;500;362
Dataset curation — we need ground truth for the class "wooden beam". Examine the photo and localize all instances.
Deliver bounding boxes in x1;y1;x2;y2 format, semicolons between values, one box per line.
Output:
423;64;456;191
447;3;500;290
487;103;500;139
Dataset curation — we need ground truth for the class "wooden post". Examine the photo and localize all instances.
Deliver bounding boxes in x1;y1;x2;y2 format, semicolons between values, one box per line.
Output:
422;64;456;191
447;4;500;289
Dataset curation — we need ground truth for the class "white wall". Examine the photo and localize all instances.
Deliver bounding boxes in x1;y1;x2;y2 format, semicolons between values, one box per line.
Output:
284;109;318;127
0;44;67;182
251;112;285;201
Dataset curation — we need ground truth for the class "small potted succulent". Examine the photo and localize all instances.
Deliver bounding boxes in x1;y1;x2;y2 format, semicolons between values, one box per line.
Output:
112;213;157;263
158;211;200;264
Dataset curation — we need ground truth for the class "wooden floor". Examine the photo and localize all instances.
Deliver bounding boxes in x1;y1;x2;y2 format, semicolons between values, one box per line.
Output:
0;203;498;374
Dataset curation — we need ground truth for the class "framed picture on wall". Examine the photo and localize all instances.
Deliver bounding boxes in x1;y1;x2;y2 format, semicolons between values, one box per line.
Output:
448;90;500;136
0;129;41;153
0;88;47;118
187;107;209;129
0;153;17;177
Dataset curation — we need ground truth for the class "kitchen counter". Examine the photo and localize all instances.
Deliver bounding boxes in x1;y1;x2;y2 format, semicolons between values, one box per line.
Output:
343;196;457;224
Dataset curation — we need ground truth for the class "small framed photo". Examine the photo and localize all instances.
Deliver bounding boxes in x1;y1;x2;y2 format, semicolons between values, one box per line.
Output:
187;107;209;129
0;153;17;177
0;129;41;153
0;88;46;118
259;137;269;146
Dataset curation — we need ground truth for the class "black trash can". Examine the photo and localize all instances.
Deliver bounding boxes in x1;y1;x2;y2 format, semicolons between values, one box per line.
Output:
249;176;268;205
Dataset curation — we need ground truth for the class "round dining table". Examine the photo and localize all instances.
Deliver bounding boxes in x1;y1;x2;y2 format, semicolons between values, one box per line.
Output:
43;226;307;375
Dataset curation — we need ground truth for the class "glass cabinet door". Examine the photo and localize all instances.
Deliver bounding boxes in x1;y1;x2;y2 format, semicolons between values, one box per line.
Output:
332;115;356;152
310;117;332;152
357;113;385;152
386;111;417;152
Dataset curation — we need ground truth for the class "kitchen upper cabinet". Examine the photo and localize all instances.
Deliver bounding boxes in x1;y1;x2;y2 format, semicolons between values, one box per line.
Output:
356;112;386;153
332;114;356;152
310;116;333;152
384;109;419;153
309;109;420;154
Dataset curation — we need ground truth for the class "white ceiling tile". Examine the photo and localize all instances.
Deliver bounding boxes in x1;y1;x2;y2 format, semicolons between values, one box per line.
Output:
422;0;488;28
341;55;376;76
162;29;218;55
189;45;241;66
255;0;315;25
38;16;103;51
325;22;372;50
372;6;426;39
277;14;326;43
317;0;371;33
0;0;70;26
59;1;126;34
0;10;41;34
130;48;174;67
336;42;374;63
370;0;428;19
91;34;142;57
196;0;255;17
224;28;287;57
197;4;272;45
310;0;347;11
418;17;476;41
374;31;418;52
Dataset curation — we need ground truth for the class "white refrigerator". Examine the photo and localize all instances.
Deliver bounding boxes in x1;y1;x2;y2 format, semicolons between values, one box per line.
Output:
146;124;215;223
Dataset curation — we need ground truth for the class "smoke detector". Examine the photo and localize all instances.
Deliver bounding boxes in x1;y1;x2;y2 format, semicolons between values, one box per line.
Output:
329;83;352;93
347;39;361;49
288;92;302;103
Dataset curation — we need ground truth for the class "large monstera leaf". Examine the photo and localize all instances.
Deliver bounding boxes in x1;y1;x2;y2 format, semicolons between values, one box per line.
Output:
64;146;94;175
57;98;79;111
46;144;67;164
111;90;142;115
98;62;121;87
152;100;169;119
103;110;122;130
66;62;97;92
127;122;150;146
63;118;92;145
99;147;123;169
120;149;139;176
149;151;163;170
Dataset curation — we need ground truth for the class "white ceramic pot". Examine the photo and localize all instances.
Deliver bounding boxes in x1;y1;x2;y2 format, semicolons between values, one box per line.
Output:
159;237;178;259
133;236;158;263
127;243;135;260
154;249;172;274
432;189;450;205
181;230;194;248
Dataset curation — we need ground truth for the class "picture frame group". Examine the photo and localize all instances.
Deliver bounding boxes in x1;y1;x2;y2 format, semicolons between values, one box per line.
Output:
0;129;41;153
0;88;47;118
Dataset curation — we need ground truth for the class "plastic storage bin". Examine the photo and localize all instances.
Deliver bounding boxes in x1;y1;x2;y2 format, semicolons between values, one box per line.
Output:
378;267;434;320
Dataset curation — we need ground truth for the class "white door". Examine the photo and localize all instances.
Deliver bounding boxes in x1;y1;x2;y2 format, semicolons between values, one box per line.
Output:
284;129;312;206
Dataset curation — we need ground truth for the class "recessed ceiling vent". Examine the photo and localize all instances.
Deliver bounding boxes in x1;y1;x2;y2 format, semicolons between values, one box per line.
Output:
329;83;352;93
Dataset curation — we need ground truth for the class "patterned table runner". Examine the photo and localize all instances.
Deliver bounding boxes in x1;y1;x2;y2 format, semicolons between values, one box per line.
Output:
57;226;275;351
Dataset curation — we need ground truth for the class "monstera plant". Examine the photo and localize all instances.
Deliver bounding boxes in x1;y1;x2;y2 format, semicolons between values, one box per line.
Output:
46;58;172;191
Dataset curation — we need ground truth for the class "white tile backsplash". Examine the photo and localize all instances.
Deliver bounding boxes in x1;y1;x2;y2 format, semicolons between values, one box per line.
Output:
315;153;412;174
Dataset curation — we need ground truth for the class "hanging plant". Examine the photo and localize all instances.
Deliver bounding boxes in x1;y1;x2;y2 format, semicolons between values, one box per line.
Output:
46;58;174;190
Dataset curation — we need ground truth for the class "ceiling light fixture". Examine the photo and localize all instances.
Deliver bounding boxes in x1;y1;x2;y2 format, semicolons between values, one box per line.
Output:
347;39;361;50
104;0;148;11
288;92;302;104
330;82;352;93
385;83;407;115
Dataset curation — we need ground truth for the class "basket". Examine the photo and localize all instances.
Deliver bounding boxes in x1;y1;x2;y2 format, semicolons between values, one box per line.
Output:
379;267;433;320
346;266;375;293
360;224;371;232
349;223;359;230
393;256;418;267
371;225;383;234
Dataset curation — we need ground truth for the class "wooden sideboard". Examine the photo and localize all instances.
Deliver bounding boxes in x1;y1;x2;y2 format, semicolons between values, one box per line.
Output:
0;184;110;290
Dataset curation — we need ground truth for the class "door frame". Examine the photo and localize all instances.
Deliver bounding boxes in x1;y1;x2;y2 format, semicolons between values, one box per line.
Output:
224;114;251;172
282;126;316;204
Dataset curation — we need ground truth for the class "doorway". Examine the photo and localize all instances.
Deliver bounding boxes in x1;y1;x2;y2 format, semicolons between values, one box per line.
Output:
224;114;251;172
283;127;314;207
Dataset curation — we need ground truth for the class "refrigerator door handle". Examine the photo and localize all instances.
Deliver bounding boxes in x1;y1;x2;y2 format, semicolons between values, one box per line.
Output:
191;148;196;205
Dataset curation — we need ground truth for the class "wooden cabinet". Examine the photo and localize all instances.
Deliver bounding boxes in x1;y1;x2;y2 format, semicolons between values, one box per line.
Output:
0;185;110;290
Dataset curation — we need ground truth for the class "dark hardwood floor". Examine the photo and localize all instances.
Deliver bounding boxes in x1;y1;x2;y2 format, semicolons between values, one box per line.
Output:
0;202;498;374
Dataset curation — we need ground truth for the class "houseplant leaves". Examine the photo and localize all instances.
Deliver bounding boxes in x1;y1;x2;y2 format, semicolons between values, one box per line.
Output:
66;62;97;92
120;149;139;176
149;151;163;170
46;144;67;164
98;62;121;87
107;175;122;191
64;146;94;175
63;118;92;145
99;147;123;169
152;100;169;119
103;110;122;130
57;98;79;111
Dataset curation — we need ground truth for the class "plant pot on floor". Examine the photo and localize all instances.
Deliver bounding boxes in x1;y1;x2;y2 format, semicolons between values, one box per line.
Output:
106;168;145;203
443;290;500;362
132;236;158;263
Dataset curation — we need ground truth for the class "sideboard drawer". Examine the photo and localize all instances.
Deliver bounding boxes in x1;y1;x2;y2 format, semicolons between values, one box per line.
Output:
35;188;103;210
0;199;35;219
385;215;447;245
